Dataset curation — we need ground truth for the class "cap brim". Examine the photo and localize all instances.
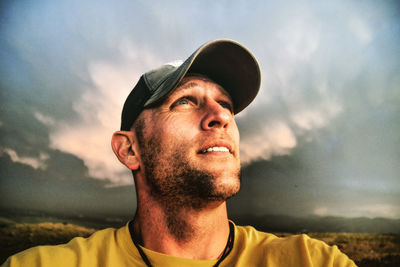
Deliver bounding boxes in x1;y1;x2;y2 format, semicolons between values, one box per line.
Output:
144;39;261;114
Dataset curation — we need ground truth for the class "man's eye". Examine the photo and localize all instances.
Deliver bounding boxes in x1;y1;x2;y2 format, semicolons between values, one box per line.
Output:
171;98;191;109
175;98;189;105
218;101;233;113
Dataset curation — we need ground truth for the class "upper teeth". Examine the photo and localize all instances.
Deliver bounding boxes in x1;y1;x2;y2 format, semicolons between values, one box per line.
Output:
202;147;229;153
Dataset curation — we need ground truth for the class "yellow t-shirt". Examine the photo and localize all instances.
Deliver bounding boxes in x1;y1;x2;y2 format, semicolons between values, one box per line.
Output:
2;222;356;267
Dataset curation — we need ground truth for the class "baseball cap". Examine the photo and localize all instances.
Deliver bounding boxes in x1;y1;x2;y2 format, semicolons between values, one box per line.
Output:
120;39;261;131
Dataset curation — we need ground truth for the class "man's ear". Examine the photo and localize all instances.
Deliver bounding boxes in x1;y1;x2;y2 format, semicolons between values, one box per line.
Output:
111;131;139;170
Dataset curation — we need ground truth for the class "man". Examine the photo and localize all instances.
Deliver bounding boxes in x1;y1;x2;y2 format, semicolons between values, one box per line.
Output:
2;40;356;266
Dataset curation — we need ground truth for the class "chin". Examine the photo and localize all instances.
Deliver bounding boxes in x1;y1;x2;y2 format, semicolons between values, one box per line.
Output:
211;174;241;201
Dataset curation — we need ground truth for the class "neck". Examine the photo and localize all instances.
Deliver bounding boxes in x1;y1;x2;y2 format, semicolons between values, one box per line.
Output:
133;190;231;260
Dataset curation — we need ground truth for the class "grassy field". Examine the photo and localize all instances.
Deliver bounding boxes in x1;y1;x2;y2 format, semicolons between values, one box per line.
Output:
0;222;96;264
278;232;400;266
1;223;399;266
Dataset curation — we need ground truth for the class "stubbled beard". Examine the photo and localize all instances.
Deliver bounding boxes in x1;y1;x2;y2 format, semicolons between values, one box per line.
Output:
136;126;240;241
140;135;241;210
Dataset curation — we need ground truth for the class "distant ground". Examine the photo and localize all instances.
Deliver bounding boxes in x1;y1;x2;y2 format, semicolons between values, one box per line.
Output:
232;213;400;234
0;208;132;229
2;207;400;233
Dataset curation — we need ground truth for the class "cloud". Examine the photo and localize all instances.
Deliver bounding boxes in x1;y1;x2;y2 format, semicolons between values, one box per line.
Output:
240;121;297;163
238;44;343;163
34;111;55;126
349;17;373;45
276;16;320;63
313;206;329;216
0;150;136;216
290;101;342;132
354;204;400;219
1;148;49;170
49;41;161;185
314;204;400;219
235;5;349;163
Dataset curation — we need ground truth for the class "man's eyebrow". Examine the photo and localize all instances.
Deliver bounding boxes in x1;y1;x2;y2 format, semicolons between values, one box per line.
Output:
172;79;232;103
176;81;228;97
177;81;199;91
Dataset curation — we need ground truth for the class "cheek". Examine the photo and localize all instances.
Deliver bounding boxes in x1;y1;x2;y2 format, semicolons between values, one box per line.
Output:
151;122;192;145
165;116;199;137
231;123;241;157
232;122;240;142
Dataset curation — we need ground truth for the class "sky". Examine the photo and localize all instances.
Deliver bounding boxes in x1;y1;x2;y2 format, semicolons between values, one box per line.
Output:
0;0;399;220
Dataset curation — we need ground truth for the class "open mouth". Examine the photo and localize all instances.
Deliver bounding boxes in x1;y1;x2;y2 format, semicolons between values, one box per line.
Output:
200;146;230;153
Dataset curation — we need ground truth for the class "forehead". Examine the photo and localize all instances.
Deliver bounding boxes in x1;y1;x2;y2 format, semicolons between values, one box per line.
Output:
169;74;232;100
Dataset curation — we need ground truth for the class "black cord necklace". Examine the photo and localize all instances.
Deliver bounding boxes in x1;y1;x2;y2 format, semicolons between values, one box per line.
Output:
129;221;235;267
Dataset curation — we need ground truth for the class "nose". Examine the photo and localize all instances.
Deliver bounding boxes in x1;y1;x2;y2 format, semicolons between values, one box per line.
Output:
201;100;231;130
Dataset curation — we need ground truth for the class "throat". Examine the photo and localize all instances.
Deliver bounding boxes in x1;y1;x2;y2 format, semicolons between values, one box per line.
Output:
129;217;235;263
165;209;195;242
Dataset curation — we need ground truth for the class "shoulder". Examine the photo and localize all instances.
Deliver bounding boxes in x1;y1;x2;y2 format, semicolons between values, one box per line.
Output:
231;224;356;266
2;227;121;267
234;224;278;246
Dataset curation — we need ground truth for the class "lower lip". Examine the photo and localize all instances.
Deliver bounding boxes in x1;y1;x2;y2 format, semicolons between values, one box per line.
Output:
199;151;231;156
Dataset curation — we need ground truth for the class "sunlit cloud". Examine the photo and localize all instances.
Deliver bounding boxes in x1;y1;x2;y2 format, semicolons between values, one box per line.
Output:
290;102;342;132
240;121;297;163
49;41;161;185
34;111;55;126
313;206;329;216
2;148;49;170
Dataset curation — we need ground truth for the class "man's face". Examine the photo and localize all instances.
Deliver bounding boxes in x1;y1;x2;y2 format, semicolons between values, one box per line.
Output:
135;75;241;209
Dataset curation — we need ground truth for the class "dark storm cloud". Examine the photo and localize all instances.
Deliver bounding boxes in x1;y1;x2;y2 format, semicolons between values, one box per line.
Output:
0;149;136;216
